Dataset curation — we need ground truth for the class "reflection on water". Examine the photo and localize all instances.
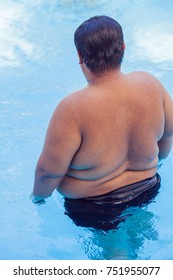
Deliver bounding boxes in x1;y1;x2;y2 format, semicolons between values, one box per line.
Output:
0;1;39;67
1;0;173;72
41;0;173;71
133;26;173;66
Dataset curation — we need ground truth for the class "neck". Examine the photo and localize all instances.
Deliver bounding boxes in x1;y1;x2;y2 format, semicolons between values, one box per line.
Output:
81;63;123;85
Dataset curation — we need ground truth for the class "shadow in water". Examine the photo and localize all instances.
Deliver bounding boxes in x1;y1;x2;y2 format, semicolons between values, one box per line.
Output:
76;206;159;260
64;180;161;259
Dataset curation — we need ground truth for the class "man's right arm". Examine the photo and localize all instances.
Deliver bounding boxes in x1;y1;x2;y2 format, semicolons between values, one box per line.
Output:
158;89;173;160
32;95;82;202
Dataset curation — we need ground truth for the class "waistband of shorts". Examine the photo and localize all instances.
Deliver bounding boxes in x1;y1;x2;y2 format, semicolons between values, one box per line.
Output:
83;173;161;205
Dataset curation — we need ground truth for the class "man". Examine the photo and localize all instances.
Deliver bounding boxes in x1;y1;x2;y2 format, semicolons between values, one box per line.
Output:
32;16;173;204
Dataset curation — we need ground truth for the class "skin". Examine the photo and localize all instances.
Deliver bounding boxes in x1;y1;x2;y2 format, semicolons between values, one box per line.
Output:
32;54;173;201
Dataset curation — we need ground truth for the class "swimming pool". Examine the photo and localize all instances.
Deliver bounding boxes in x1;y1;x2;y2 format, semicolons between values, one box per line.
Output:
0;0;173;260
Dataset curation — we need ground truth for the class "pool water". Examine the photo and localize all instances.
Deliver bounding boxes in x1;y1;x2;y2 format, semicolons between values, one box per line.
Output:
0;0;173;260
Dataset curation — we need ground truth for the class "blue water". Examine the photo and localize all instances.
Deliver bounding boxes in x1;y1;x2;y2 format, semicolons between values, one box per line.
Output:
0;0;173;260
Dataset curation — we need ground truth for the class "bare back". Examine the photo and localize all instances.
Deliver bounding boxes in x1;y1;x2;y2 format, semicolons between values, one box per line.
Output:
33;70;173;200
57;71;166;198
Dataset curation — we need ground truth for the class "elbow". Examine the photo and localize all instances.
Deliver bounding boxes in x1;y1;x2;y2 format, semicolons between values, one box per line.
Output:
35;160;49;179
158;153;168;161
35;156;66;179
158;135;173;160
33;158;65;198
33;160;54;199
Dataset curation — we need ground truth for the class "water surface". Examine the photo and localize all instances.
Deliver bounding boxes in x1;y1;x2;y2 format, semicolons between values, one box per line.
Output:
0;0;173;260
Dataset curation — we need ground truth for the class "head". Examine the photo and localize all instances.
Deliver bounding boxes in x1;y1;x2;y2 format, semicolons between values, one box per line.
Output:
74;15;125;75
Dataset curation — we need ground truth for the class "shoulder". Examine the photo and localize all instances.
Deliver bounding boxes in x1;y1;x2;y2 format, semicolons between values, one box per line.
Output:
129;73;173;137
56;86;92;113
126;71;167;96
126;71;161;83
58;87;88;107
50;88;88;126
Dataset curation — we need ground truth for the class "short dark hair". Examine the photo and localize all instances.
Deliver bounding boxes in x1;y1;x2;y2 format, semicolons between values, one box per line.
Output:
74;15;124;74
